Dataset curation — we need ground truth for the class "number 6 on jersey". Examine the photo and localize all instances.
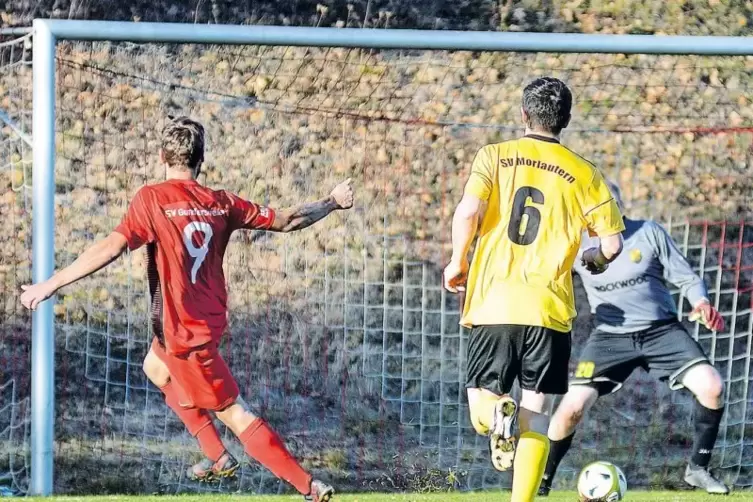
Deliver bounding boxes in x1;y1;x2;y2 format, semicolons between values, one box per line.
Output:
183;222;214;284
508;186;544;245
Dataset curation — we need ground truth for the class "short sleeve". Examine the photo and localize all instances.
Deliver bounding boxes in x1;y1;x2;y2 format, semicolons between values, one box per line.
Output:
464;146;495;202
229;194;276;230
582;170;625;237
114;188;156;251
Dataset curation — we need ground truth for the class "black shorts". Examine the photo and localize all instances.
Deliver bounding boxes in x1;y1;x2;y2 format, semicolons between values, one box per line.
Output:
465;324;572;395
572;320;710;396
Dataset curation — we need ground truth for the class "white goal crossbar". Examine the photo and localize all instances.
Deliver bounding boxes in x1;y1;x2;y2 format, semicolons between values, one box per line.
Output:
29;18;753;495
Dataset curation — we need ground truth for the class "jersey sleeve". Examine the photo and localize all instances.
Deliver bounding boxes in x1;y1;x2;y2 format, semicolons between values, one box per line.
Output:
114;188;156;251
648;221;709;306
581;170;625;237
464;146;496;202
228;193;276;231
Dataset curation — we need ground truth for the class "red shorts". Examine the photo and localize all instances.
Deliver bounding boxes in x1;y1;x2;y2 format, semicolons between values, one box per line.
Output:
151;338;239;411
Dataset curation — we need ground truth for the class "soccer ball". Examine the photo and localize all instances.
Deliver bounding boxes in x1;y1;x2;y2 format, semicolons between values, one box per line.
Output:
577;461;628;501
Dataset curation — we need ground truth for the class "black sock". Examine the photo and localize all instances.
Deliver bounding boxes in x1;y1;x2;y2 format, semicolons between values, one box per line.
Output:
542;432;575;486
690;401;724;468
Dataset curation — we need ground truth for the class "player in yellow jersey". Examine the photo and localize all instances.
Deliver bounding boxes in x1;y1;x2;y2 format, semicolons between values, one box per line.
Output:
443;77;625;502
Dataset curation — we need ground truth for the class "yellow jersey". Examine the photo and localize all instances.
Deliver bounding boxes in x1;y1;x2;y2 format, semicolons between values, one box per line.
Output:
460;134;625;332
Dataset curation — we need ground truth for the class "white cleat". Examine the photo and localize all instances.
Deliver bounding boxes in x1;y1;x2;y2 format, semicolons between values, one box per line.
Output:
489;396;518;471
304;479;334;502
684;464;730;495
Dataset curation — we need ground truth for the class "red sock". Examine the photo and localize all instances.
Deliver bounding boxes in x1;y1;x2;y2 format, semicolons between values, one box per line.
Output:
239;418;312;494
194;423;226;462
160;381;225;462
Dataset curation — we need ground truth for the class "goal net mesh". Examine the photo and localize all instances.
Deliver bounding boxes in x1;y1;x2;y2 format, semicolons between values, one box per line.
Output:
2;33;753;494
0;32;32;497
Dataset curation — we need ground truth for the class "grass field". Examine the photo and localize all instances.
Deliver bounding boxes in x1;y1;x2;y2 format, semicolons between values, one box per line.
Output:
22;492;753;502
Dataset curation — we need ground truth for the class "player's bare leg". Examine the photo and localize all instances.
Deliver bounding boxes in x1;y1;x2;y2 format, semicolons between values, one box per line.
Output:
142;345;237;482
539;385;598;496
214;398;333;501
679;364;729;495
547;385;598;440
467;388;518;471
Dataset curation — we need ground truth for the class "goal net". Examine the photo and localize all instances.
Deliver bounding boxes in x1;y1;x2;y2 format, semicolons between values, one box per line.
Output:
2;31;753;494
0;31;32;497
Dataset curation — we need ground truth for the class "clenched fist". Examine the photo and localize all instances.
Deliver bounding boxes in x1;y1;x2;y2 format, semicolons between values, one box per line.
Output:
581;247;609;275
443;259;469;294
330;178;354;210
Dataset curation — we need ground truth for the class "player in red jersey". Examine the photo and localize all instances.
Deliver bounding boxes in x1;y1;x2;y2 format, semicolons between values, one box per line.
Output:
20;116;353;502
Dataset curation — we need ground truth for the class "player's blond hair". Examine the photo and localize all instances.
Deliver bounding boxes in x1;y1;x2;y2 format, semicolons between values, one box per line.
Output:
161;115;205;174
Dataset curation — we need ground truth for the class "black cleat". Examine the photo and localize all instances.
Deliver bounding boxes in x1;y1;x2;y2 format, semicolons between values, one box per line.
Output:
187;451;240;482
537;481;551;496
304;479;335;502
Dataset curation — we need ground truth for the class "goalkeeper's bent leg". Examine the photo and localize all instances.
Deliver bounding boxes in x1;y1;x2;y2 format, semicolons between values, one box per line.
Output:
143;348;226;462
215;398;313;495
543;385;598;488
680;363;725;468
510;391;552;502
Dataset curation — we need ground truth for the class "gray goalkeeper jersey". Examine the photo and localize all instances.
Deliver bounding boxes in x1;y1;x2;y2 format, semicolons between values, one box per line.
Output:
574;218;708;334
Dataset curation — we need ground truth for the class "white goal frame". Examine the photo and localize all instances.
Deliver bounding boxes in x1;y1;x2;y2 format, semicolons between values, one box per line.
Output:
29;18;753;495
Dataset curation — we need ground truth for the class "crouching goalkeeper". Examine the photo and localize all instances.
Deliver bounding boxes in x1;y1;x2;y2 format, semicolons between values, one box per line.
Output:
539;181;729;496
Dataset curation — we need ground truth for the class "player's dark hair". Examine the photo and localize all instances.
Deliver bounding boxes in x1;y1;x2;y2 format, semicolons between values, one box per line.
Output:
161;115;205;174
522;77;572;135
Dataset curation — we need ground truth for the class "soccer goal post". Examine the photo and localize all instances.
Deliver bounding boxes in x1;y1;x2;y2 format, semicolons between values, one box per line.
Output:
20;19;753;496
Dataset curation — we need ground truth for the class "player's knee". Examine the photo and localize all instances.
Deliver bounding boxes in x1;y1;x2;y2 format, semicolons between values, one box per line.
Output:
698;371;725;407
705;375;724;402
215;398;258;435
214;404;241;431
558;392;593;428
685;364;725;407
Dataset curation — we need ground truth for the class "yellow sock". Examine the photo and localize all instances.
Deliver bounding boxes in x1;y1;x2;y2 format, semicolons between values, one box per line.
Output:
470;393;501;435
511;431;550;502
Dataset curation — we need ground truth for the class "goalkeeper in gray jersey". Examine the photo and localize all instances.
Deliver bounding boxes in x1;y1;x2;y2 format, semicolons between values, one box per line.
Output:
539;182;729;496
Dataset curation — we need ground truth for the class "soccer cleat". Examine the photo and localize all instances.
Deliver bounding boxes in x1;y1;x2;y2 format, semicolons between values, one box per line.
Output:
187;451;240;482
304;479;334;502
537;477;552;496
489;395;518;471
684;464;729;495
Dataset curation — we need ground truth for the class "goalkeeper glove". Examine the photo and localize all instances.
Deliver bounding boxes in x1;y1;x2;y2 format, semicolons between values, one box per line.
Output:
689;301;725;332
581;247;609;275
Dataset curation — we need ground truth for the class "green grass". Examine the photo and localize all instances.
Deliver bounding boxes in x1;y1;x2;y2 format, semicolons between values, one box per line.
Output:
22;493;753;502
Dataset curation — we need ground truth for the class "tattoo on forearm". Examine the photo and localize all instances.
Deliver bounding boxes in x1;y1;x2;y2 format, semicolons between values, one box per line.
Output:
283;198;337;232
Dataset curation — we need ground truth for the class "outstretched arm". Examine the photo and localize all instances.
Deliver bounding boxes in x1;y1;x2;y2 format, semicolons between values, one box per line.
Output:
650;221;724;331
20;232;128;311
269;178;354;233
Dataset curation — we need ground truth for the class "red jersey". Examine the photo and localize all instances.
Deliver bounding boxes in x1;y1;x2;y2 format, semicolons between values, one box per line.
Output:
115;179;276;355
